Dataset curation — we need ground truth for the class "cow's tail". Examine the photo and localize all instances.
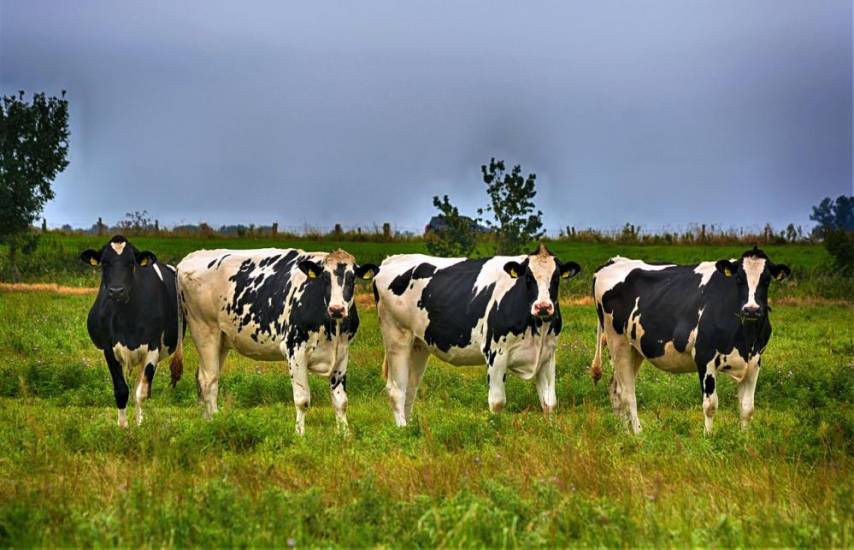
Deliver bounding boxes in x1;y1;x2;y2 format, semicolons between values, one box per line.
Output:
590;318;605;384
169;268;185;388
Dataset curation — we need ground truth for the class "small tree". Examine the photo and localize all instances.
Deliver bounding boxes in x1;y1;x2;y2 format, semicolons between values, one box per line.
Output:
0;91;70;281
810;195;854;274
477;158;544;255
425;195;478;257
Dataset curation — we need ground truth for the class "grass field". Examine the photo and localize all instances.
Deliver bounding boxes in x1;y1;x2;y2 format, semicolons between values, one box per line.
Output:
0;271;851;546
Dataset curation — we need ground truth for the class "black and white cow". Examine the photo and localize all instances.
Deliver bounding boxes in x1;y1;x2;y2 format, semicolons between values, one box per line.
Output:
591;247;791;434
374;243;581;426
177;248;378;434
81;235;183;427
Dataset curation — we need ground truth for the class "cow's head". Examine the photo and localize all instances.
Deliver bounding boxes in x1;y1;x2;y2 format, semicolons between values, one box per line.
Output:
80;235;157;303
503;242;581;320
715;246;790;322
297;249;379;320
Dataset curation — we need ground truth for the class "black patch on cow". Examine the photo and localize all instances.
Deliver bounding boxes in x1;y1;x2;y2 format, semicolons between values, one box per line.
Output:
703;374;715;397
417;259;495;353
227;250;301;339
144;363;156;397
372;281;380;304
388;262;437;296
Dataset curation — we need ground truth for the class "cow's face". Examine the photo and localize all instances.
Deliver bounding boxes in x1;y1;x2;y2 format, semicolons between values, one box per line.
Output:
298;250;379;320
715;247;790;321
80;235;157;303
503;243;581;320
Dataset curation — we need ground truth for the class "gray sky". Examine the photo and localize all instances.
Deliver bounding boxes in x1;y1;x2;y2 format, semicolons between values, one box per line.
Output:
2;1;852;234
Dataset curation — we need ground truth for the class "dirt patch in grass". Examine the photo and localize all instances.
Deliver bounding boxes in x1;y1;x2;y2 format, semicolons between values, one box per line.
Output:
0;283;98;296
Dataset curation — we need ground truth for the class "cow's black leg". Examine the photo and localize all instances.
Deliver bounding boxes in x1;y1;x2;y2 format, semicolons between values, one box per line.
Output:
104;348;130;428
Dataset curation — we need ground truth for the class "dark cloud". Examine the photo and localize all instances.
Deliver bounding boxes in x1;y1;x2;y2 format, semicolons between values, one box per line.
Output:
2;1;851;233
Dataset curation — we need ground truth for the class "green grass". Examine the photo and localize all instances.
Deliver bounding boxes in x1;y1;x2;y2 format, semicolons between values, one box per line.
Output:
0;289;851;547
2;234;851;299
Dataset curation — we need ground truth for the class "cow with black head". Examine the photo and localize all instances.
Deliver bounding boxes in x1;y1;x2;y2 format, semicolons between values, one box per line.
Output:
177;248;378;434
591;246;791;434
373;243;581;426
81;235;183;427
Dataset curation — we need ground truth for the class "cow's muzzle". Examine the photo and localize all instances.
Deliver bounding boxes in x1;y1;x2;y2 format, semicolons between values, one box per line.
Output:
740;306;763;322
533;301;554;320
328;304;347;320
108;286;130;303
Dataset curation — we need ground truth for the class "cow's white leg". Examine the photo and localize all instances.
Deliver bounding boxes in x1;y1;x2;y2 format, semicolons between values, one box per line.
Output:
609;338;643;433
487;355;508;413
134;349;161;426
737;361;760;429
404;342;429;421
329;348;349;434
700;360;718;435
287;344;311;436
536;355;557;415
104;349;130;428
192;325;225;419
385;348;411;427
380;321;414;427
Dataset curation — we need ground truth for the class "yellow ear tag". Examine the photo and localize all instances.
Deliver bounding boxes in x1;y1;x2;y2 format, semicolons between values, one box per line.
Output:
89;258;98;266
139;258;149;267
510;269;518;278
561;271;570;279
307;270;317;279
724;267;732;277
775;271;785;281
362;271;373;280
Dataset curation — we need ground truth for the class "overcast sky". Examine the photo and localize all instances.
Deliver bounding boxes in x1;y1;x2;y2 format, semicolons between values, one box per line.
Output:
1;1;852;234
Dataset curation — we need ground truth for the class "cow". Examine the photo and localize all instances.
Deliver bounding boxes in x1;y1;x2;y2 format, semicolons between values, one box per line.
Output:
590;246;791;434
176;248;379;435
81;235;184;427
373;243;581;426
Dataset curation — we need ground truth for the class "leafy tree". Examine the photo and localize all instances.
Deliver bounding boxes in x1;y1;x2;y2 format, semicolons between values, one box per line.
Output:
477;158;544;255
0;91;70;281
810;195;854;275
810;195;854;235
425;195;478;257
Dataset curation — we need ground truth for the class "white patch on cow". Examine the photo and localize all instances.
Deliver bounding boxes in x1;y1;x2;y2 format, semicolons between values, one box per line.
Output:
113;342;150;371
152;263;164;282
528;252;558;314
166;264;176;272
594;257;675;301
110;241;126;255
743;256;766;309
473;256;521;296
693;261;721;287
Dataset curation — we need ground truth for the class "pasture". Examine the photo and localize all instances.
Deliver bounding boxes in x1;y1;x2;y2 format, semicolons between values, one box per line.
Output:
0;237;851;547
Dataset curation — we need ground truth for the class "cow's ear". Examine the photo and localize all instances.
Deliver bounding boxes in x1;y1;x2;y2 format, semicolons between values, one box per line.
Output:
355;263;379;281
298;260;322;279
770;263;791;282
715;259;736;277
135;250;157;267
559;260;581;280
80;249;101;266
503;261;523;279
